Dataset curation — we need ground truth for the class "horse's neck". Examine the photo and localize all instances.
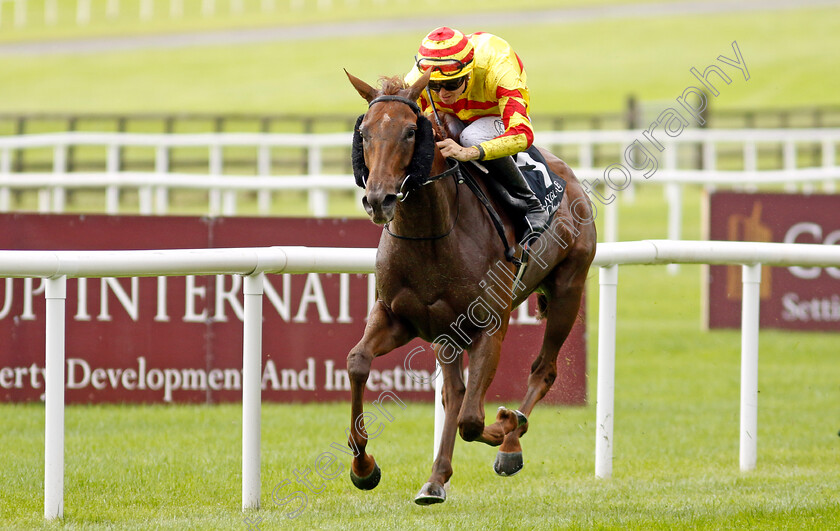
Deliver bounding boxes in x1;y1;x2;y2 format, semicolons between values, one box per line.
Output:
389;154;456;239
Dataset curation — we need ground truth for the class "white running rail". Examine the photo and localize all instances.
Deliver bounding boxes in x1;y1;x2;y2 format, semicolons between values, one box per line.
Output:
2;241;840;519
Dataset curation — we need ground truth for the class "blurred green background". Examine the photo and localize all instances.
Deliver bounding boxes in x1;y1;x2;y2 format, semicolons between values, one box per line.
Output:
0;0;837;115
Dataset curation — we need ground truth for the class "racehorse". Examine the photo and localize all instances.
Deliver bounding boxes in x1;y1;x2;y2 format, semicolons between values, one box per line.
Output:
345;68;597;504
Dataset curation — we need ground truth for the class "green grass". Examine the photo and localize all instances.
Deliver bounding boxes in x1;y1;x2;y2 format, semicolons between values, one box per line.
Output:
2;322;838;529
0;6;838;115
1;3;839;528
2;183;839;529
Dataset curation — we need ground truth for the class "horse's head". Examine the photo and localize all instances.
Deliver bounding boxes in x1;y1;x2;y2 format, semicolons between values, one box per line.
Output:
346;69;434;225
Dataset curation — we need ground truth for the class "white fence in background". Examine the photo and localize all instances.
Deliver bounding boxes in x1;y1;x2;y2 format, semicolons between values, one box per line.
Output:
0;171;357;217
537;128;840;244
0;0;365;27
0;131;351;217
0;128;839;237
4;240;840;519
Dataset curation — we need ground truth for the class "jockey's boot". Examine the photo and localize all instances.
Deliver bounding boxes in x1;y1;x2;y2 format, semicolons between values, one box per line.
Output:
484;155;549;247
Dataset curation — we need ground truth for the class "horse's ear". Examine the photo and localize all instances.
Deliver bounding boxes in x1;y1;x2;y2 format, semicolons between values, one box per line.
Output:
345;69;378;103
406;68;432;102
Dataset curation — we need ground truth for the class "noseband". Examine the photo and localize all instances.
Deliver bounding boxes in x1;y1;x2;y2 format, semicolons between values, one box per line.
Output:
353;95;462;201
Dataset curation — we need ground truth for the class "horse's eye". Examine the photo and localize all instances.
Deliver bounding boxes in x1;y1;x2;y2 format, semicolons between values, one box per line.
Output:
405;129;416;141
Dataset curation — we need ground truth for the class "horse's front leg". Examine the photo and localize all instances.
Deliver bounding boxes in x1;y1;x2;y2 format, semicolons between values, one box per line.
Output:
347;300;414;490
415;348;465;505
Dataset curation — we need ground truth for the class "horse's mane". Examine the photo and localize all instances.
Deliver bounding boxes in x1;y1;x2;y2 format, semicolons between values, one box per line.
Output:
378;76;408;95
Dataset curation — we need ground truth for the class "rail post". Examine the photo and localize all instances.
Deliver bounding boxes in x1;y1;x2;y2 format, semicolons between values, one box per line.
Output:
739;263;761;471
595;264;619;479
433;361;444;460
106;144;121;214
155;145;170;215
308;145;328;217
209;144;223;216
49;145;68;213
242;273;264;510
44;276;67;520
257;144;272;215
822;138;836;193
0;148;10;212
664;147;680;275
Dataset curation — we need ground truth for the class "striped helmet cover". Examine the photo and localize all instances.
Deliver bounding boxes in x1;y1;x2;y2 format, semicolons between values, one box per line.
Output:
415;27;475;80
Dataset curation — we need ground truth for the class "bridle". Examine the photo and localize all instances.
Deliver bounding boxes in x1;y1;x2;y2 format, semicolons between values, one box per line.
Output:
366;95;461;201
365;94;463;241
361;93;519;263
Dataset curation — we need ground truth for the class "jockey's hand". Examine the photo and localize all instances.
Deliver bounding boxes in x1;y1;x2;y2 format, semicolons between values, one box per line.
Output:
436;138;481;162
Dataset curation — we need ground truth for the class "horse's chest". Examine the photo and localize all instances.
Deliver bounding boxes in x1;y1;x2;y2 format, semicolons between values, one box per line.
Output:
380;280;441;319
377;270;477;340
389;289;455;339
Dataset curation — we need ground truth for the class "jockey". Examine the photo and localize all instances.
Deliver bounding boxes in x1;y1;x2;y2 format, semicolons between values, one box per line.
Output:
405;26;549;244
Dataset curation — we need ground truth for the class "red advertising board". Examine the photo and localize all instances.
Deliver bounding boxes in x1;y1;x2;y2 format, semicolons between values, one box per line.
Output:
0;214;587;404
707;192;840;331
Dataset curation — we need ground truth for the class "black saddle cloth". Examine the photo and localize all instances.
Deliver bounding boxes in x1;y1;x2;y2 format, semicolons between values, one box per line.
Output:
479;146;566;244
514;146;566;218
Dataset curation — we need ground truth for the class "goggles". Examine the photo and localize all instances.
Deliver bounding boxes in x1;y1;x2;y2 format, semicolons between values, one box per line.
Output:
414;55;472;78
428;76;468;92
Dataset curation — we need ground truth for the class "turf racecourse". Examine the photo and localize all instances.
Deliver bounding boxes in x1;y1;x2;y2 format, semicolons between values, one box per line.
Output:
2;186;839;529
1;2;839;528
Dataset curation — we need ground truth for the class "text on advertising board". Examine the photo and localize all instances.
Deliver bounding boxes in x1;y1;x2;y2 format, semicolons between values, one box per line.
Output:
0;214;587;404
706;192;840;331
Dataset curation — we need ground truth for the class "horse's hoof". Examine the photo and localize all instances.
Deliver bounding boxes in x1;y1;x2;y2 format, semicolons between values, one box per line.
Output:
494;451;524;477
350;462;381;490
414;481;446;505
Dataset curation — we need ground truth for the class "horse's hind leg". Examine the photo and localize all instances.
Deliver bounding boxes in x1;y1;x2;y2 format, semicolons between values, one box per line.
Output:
415;348;465;505
347;301;414;490
494;268;588;476
455;331;524;446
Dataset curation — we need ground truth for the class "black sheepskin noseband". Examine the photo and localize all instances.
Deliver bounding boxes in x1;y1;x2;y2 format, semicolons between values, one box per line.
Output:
351;110;436;193
351;114;368;188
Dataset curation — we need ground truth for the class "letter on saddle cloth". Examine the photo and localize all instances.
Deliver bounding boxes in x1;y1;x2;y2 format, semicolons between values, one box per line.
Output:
483;147;567;245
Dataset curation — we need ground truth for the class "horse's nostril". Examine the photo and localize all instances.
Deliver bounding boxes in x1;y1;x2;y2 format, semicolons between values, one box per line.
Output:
361;192;395;222
382;194;397;210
